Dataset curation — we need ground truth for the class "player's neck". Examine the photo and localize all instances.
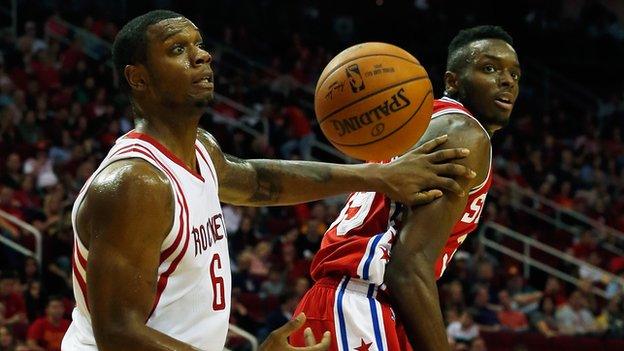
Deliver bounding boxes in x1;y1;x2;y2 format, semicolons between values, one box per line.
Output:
484;123;500;137
133;103;201;170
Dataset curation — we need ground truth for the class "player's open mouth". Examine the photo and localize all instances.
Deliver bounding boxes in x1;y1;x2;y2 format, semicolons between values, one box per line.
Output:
193;74;214;89
494;95;513;110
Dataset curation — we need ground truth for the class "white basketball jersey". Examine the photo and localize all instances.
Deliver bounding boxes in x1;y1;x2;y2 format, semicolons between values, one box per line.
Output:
62;130;231;350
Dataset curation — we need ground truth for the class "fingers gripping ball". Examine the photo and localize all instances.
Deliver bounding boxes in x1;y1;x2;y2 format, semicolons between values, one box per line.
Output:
315;42;433;161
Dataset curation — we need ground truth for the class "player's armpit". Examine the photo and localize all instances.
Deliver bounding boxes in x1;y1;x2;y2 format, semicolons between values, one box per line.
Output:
384;114;490;351
77;160;200;351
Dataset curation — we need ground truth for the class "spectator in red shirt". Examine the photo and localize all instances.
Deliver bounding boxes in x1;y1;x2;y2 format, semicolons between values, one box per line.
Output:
569;230;598;259
279;102;315;160
26;296;69;351
0;271;27;328
497;290;529;331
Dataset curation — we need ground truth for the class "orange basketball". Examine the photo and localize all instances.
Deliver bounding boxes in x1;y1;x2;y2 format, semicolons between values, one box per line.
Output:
315;42;433;161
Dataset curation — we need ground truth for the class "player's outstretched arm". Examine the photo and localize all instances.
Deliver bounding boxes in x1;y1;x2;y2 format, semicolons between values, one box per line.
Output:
197;129;475;207
77;160;200;351
384;114;490;351
259;313;330;351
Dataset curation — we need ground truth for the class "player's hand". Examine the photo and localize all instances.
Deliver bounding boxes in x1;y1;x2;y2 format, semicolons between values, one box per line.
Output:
377;134;476;205
259;313;331;351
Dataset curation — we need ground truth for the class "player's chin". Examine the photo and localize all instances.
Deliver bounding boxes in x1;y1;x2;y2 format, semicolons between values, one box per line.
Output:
492;113;512;127
190;93;214;107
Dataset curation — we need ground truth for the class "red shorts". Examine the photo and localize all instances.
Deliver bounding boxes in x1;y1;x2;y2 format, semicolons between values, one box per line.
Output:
290;276;413;351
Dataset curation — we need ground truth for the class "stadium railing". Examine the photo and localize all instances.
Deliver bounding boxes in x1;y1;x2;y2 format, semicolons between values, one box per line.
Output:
491;175;624;257
0;209;42;266
225;324;259;351
478;221;624;299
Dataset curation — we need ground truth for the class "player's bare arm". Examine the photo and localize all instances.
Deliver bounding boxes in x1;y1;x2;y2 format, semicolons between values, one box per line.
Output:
198;128;476;207
75;159;200;351
384;113;490;351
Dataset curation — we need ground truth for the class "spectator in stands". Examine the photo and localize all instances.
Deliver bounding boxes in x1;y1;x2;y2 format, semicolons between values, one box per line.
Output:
0;271;27;337
1;154;22;190
530;296;559;338
579;251;607;284
257;292;299;341
497;290;529;331
0;325;17;351
444;280;467;312
568;230;599;259
596;294;624;338
249;241;272;278
542;277;567;306
505;270;542;314
469;337;487;351
260;267;286;298
295;218;323;260
232;250;258;293
606;269;624;298
279;99;315;160
23;281;44;323
555;290;599;335
472;285;500;331
447;310;480;344
26;296;69;351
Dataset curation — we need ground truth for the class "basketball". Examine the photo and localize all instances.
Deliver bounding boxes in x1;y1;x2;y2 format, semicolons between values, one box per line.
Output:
314;42;434;161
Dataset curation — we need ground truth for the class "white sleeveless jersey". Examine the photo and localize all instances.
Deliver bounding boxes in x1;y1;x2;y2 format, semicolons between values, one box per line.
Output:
62;130;231;350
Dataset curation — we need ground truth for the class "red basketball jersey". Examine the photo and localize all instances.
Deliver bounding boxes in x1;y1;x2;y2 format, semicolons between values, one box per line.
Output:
310;97;492;284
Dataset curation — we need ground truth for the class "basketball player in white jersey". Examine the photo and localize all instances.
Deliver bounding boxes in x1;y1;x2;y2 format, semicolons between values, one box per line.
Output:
61;10;476;351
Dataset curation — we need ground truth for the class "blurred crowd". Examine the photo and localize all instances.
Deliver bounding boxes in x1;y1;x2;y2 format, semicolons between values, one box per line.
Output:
2;1;624;350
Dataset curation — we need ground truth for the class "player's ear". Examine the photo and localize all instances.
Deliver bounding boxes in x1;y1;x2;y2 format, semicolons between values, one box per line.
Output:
125;64;148;92
444;71;459;96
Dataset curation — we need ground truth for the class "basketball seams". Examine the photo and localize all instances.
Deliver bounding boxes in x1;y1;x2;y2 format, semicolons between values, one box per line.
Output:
318;75;429;124
328;89;433;147
316;53;421;95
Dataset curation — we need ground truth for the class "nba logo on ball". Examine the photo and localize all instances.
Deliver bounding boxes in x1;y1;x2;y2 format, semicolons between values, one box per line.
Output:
346;64;365;93
315;42;433;161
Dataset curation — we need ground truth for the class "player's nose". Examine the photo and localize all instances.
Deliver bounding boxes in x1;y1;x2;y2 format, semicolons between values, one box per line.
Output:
193;47;212;67
499;70;515;87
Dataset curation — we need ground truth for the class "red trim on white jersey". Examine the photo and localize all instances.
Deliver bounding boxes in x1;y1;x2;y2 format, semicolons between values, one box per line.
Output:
126;131;205;182
195;143;217;185
72;243;89;311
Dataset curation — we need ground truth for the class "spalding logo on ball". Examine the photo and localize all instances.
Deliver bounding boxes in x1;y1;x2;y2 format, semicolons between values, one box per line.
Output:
315;42;433;161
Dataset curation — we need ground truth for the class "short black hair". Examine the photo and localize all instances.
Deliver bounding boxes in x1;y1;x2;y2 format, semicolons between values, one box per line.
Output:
112;10;184;93
446;25;513;72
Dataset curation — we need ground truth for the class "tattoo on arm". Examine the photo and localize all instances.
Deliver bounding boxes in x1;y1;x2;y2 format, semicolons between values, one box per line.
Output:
249;164;283;203
225;154;334;205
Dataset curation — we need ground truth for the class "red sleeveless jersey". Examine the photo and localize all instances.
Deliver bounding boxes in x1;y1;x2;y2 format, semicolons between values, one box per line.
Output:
310;97;492;284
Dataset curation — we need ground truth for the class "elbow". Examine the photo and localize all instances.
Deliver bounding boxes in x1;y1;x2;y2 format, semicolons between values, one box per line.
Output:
93;318;145;351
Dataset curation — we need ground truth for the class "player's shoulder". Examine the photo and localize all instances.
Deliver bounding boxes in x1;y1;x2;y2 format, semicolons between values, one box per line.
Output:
196;128;218;149
87;158;173;208
430;112;489;145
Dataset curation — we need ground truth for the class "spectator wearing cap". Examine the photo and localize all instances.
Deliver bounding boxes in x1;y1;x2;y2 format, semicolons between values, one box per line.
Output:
26;296;69;351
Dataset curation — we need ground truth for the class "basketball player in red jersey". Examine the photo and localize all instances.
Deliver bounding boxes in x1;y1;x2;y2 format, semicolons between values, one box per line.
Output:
61;10;477;351
291;26;520;351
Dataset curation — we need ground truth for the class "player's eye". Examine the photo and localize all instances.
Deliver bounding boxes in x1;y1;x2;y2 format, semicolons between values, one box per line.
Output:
196;42;205;50
171;44;185;55
483;65;496;73
510;71;521;80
